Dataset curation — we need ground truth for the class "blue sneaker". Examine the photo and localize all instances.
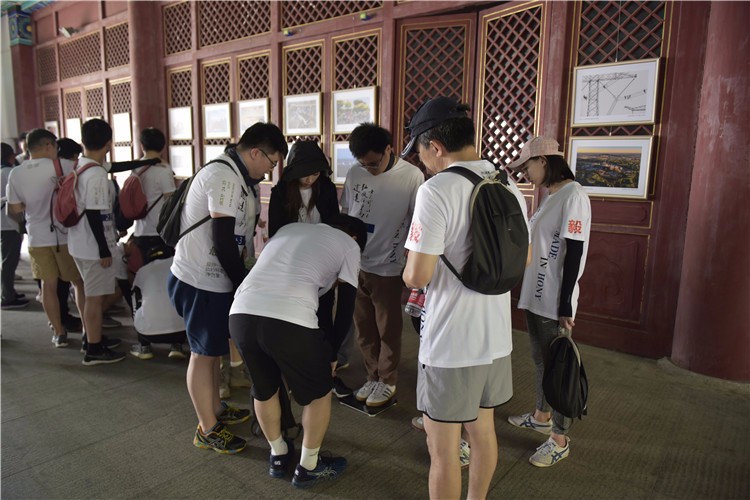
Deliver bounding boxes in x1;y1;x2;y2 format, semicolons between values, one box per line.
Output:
291;453;347;489
269;439;295;478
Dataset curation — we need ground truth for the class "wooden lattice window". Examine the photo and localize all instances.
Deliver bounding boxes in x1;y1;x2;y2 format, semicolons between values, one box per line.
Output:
59;32;102;80
281;0;382;29
105;22;130;69
571;125;653;137
333;33;379;91
399;24;470;152
85;86;104;118
284;44;323;96
163;1;192;55
37;46;57;85
169;68;193;108
110;80;131;114
198;1;271;48
479;6;543;170
43;94;59;122
202;61;231;104
64;91;82;119
578;1;665;66
238;53;270;100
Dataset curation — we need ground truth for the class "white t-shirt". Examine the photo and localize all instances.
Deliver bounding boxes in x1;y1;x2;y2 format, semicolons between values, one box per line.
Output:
518;181;591;320
340;158;423;276
134;257;186;335
170;154;249;293
404;160;529;368
1;166;19;232
230;223;361;329
6;158;75;247
133;162;176;237
67;157;118;260
298;187;321;224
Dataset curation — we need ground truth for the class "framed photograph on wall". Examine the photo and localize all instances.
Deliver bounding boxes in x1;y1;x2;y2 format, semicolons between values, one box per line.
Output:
65;118;82;144
283;93;322;136
168;107;193;140
203;103;231;139
112;112;131;142
169;145;194;178
204;145;226;163
332;142;356;184
572;58;660;127
238;98;269;133
44;121;59;137
113;145;133;162
568;136;653;199
332;86;377;134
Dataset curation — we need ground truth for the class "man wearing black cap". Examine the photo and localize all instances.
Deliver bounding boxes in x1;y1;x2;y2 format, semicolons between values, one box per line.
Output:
340;123;424;407
402;97;528;499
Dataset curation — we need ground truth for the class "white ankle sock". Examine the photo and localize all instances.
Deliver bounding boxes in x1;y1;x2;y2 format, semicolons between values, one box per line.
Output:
300;446;320;470
230;360;243;368
268;436;288;456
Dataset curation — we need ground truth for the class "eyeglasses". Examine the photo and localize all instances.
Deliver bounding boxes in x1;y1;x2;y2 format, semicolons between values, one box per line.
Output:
259;149;278;169
358;153;384;170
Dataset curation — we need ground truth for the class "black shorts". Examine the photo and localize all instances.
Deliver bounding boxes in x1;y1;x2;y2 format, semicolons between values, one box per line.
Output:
229;314;333;406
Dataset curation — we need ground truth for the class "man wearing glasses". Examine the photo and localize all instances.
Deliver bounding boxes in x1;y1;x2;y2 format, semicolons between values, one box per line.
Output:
340;123;424;407
168;122;287;454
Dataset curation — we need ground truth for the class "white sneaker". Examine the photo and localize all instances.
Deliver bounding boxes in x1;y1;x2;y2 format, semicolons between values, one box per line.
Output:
168;343;188;360
508;412;553;435
366;382;396;406
411;416;424;431
459;439;471;469
529;436;570;467
355;380;378;402
129;344;154;360
229;364;252;388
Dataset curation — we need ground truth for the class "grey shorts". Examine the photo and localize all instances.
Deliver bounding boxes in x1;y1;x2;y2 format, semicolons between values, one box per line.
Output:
417;355;513;423
74;258;116;297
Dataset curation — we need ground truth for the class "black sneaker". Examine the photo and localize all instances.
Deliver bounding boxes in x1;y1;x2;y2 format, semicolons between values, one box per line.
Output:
217;401;251;425
332;376;353;398
269;439;295;478
1;298;29;310
292;453;347;489
82;347;126;366
52;333;69;348
62;316;83;333
193;422;246;454
81;333;122;352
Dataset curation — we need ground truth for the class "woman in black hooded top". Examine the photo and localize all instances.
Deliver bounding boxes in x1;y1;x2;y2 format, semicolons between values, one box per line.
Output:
268;141;340;238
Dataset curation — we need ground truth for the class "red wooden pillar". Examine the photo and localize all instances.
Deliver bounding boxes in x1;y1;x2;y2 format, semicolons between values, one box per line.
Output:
671;2;750;381
8;6;39;134
127;1;166;152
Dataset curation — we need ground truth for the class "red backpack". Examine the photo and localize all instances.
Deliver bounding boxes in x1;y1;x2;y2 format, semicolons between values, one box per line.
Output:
119;165;161;220
52;159;102;227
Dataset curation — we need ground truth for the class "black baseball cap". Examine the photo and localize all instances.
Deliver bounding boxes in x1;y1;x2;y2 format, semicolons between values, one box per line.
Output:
400;96;469;157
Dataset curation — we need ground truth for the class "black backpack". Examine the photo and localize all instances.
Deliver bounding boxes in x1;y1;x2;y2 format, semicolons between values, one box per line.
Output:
543;333;589;419
157;159;239;247
440;166;529;295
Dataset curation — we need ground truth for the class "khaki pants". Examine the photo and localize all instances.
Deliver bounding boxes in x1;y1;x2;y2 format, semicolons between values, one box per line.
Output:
354;271;404;386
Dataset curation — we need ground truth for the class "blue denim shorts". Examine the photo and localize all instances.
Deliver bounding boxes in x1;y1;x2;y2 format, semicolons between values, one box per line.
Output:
167;272;231;357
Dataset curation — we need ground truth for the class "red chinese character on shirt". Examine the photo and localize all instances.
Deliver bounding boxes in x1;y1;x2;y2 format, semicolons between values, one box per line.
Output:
409;222;423;243
567;219;582;234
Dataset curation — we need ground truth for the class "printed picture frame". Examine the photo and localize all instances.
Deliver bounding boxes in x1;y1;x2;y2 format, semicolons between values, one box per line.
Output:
571;58;660;127
44;121;59;137
64;118;82;144
112;112;131;143
204;145;226;163
238;98;269;133
332;142;356;184
169;145;194;178
568;136;653;199
332;86;377;134
168;107;193;140
283;93;322;136
203;103;231;139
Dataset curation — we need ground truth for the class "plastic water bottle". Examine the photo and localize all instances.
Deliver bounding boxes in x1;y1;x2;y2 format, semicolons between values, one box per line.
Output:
404;288;426;317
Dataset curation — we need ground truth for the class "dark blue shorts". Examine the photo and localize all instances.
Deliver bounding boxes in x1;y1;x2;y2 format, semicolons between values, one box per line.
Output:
167;272;232;357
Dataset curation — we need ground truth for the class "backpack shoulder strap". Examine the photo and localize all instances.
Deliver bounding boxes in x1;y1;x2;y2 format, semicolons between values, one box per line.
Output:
75;162;103;174
52;159;64;178
443;165;483;185
135;164;153;177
